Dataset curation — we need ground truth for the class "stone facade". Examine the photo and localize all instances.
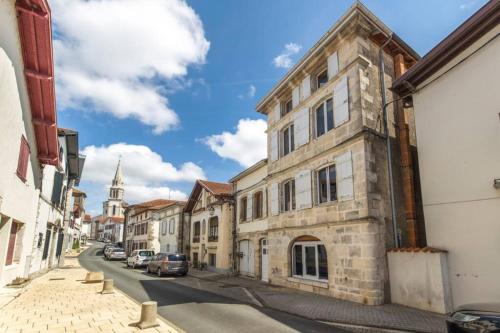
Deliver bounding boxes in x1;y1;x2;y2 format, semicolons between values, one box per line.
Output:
255;3;419;305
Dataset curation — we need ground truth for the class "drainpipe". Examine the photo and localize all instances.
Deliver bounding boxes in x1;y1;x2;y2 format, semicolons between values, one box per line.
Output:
378;34;400;248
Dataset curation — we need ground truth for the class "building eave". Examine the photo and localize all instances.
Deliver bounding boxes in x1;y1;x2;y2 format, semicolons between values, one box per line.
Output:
228;159;268;183
16;0;58;166
392;0;500;96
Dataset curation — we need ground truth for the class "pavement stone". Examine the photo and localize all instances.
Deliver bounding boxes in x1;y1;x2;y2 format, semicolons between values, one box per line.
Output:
188;270;447;333
0;257;181;333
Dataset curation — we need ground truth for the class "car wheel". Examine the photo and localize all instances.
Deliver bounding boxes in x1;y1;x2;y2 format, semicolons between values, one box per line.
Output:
181;272;187;276
157;268;162;277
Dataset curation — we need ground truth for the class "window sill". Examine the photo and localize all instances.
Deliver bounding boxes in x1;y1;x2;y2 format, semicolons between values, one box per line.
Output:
288;276;329;288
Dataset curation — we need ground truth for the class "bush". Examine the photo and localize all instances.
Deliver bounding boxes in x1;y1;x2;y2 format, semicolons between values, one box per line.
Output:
72;239;80;250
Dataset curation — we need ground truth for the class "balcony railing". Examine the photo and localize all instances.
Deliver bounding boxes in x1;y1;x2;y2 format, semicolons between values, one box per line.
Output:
208;235;218;242
192;235;200;243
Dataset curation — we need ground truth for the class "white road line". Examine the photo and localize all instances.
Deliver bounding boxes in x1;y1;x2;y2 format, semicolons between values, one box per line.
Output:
242;287;263;307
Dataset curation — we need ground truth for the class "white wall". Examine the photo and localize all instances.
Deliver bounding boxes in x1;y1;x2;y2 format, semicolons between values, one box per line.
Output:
158;206;182;253
413;28;500;308
0;0;44;287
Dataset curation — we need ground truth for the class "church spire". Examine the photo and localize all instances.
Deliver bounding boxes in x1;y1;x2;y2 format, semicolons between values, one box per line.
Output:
112;158;123;187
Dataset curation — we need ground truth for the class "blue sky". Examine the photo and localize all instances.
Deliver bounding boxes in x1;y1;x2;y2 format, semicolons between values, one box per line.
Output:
53;0;487;215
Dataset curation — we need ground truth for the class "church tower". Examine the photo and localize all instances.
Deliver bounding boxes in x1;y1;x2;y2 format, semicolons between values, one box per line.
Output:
103;159;125;218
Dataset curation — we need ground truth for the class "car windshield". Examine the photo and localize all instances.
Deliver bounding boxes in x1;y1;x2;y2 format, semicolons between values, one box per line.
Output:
139;251;153;256
167;254;186;261
113;248;124;252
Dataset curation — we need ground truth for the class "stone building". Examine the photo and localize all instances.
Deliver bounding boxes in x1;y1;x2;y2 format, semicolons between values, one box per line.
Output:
184;180;233;273
255;2;420;305
101;160;126;242
230;160;269;281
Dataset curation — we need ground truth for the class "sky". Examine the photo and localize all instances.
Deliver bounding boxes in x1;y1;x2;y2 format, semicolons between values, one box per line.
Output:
52;0;488;215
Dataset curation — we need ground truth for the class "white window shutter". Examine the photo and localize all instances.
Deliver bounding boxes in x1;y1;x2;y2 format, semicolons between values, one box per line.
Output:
327;51;339;79
292;86;300;108
293;108;309;148
334;75;349;127
336;151;354;201
270;130;278;162
247;194;253;221
273;102;280;123
301;75;311;101
295;170;312;210
270;183;279;216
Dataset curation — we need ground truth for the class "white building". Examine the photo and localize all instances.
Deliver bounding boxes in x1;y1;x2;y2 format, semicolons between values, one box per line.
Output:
157;202;187;254
392;1;500;309
0;0;83;286
101;160;125;242
230;160;269;281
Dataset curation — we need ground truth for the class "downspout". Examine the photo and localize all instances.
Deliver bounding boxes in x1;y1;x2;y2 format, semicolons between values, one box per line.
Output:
231;184;238;275
378;34;400;248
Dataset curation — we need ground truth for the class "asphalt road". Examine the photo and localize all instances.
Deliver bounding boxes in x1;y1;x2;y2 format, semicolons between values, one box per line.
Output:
79;242;349;333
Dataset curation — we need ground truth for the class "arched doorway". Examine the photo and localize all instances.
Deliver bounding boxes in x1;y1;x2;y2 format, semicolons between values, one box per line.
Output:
239;240;254;277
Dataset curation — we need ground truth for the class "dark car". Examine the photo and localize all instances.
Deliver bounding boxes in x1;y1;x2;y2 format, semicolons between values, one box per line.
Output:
447;303;500;333
146;253;188;277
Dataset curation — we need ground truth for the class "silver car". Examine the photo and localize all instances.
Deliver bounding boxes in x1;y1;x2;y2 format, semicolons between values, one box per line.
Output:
107;248;126;260
126;250;154;268
146;253;188;277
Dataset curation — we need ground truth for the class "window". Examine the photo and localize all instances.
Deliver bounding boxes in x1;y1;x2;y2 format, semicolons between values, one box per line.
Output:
316;69;328;90
292;240;328;280
281;179;296;212
6;222;21;266
208;217;218;242
16;136;30;182
281;98;293;117
169;219;175;234
317;165;337;204
202;219;206;234
112;205;116;216
240;197;247;221
193;221;200;243
253;191;263;219
315;98;334;138
209;253;216;267
281;124;295;157
161;220;167;235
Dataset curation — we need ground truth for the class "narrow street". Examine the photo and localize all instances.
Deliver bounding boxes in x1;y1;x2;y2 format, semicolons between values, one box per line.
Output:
79;242;348;333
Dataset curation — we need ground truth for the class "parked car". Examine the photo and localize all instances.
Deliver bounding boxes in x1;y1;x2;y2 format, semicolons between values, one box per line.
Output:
103;245;117;259
107;248;126;261
146;253;188;277
447;303;500;333
126;250;154;269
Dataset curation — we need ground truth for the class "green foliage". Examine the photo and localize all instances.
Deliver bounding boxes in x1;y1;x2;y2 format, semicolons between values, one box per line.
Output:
72;239;80;250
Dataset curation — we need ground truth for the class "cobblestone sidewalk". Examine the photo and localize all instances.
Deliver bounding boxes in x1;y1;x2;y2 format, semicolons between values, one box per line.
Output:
188;270;447;333
0;258;180;333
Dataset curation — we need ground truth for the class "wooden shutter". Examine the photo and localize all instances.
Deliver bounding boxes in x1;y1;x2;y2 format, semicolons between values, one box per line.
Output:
16;136;30;182
294;108;310;148
270;183;279;216
51;172;64;205
274;102;281;122
292;86;300;108
5;222;18;265
301;75;311;101
246;194;253;221
327;51;339;79
336;151;354;201
295;170;312;210
334;75;349;126
270;130;278;162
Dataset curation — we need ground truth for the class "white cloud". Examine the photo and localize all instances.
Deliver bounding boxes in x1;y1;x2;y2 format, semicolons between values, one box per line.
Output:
273;43;302;69
238;84;256;99
125;186;187;203
202;119;267;168
459;1;477;10
82;143;206;185
52;0;210;134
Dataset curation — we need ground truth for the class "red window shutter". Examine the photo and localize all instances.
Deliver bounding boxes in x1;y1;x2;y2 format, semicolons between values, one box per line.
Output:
5;222;18;266
16;136;30;182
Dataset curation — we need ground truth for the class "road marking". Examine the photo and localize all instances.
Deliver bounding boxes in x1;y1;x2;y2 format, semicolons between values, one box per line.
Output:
242;287;263;307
